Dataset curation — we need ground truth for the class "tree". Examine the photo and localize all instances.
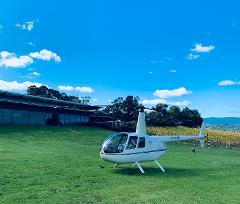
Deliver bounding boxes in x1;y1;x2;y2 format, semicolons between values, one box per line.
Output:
168;106;181;125
27;85;90;104
104;96;203;128
180;107;203;127
103;96;140;122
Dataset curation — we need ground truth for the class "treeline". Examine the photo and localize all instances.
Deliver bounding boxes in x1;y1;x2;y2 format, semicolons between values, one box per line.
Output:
103;96;203;128
27;85;91;104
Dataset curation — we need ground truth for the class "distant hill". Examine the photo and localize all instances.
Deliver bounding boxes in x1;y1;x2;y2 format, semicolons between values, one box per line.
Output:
204;117;240;125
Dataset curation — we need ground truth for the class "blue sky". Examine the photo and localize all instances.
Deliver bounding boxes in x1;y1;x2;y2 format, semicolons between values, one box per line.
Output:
0;0;240;117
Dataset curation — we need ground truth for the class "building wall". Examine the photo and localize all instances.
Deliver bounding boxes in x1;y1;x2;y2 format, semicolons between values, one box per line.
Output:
0;108;52;125
59;114;89;125
0;107;89;125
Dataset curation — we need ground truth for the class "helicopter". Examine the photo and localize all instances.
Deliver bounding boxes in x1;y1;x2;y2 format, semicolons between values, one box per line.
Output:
100;109;205;174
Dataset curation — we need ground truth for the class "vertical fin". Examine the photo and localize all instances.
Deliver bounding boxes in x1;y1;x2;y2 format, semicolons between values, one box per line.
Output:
199;121;205;148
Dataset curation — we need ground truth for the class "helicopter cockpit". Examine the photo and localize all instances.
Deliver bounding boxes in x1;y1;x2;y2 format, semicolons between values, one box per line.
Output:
102;133;146;154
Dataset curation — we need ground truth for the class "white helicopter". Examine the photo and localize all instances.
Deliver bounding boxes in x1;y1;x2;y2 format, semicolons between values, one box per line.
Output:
100;109;205;174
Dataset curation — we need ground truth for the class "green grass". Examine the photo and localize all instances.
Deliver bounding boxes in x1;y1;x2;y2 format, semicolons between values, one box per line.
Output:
0;125;239;204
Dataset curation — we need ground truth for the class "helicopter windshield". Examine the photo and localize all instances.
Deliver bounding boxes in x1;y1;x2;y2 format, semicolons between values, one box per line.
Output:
102;133;128;153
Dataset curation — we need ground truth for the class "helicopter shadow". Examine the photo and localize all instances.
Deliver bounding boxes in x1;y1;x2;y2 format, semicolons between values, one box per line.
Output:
113;166;205;177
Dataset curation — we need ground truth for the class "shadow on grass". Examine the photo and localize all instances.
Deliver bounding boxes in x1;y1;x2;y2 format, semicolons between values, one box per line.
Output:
112;166;205;177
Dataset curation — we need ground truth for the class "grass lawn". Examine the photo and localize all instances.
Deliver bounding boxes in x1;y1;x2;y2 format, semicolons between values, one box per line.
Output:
0;125;239;204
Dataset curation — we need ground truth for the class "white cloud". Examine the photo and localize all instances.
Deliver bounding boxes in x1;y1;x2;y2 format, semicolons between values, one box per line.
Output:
15;20;37;31
0;51;33;68
148;71;153;74
31;71;41;76
169;69;177;73
0;25;3;31
58;85;74;91
26;42;36;47
75;86;94;93
218;80;240;86
186;53;200;60
191;43;215;53
141;99;190;106
29;49;61;62
0;49;61;68
153;87;192;99
0;80;42;91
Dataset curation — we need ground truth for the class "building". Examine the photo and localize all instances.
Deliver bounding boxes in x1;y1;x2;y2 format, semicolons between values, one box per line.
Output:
0;90;100;125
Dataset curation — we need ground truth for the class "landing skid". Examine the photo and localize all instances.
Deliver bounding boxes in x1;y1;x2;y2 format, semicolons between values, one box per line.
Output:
135;160;165;174
155;160;165;172
135;162;145;174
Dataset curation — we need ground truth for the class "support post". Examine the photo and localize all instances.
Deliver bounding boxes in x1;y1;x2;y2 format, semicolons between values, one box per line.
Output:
113;163;118;168
155;160;165;172
135;162;145;174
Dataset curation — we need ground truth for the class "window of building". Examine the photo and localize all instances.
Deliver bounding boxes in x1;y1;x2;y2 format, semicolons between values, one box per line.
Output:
2;109;12;123
12;110;22;124
21;111;30;124
37;112;45;125
0;108;3;123
30;111;38;124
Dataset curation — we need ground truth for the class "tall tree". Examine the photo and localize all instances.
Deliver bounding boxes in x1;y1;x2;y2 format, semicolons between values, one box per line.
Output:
103;96;140;122
27;85;90;104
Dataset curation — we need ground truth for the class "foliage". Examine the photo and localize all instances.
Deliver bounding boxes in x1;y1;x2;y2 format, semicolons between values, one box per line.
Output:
103;96;141;122
0;125;239;203
103;96;203;128
27;85;91;104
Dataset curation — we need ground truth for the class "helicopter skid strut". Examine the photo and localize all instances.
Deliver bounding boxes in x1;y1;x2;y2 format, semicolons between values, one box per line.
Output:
135;162;145;174
135;160;165;174
155;160;165;172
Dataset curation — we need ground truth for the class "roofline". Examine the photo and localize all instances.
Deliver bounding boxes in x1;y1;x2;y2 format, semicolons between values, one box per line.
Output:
0;90;100;109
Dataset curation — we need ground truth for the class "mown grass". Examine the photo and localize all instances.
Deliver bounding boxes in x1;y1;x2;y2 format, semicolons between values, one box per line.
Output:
0;125;240;203
148;126;240;148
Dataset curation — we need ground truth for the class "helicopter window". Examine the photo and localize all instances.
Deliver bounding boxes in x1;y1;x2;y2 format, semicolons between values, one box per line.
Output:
138;137;145;148
103;133;128;153
126;136;138;149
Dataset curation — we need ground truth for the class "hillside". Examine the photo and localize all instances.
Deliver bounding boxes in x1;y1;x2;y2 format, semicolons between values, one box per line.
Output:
204;117;240;125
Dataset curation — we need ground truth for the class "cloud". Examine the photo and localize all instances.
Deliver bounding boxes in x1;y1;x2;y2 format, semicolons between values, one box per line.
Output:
58;85;95;93
31;71;41;76
24;71;41;79
58;85;74;91
141;99;190;106
0;25;3;32
186;53;200;60
15;20;38;31
218;80;240;86
153;87;192;99
26;42;36;47
148;71;153;74
0;49;61;68
0;80;42;91
75;86;94;93
0;51;33;68
29;49;61;62
169;69;177;73
191;43;215;53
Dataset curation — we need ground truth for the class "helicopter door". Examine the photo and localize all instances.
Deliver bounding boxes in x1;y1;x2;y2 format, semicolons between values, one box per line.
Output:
126;136;138;150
